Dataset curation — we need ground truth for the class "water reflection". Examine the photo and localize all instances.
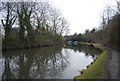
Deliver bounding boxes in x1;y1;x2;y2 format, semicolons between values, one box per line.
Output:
65;45;101;59
1;45;101;79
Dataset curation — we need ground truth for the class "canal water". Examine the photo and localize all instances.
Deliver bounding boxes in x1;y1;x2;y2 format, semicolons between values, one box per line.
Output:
0;45;101;79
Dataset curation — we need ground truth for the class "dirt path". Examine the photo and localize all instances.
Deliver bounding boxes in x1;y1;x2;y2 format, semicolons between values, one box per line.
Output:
106;48;119;79
93;44;119;79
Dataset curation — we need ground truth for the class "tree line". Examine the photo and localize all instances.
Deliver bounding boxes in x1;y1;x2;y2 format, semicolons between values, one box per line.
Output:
0;1;69;50
84;0;120;50
65;0;120;51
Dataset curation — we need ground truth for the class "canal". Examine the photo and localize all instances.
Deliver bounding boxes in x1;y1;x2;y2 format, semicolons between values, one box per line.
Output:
0;45;101;79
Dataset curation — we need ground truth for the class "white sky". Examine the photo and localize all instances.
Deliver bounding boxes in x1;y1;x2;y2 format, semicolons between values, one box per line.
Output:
51;0;117;35
0;0;117;35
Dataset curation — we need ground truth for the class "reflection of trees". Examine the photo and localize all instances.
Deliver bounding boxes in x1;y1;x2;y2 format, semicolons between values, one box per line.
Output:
29;47;69;79
2;56;14;79
65;45;101;59
2;46;69;79
18;49;36;79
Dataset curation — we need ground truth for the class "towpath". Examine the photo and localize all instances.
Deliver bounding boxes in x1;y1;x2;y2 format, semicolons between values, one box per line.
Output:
93;44;119;79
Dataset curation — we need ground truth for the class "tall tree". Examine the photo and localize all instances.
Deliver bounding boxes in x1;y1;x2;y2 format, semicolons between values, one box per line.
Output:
16;2;36;45
1;2;16;40
16;2;25;45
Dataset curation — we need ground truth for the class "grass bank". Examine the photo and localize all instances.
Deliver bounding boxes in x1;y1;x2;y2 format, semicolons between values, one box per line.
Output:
74;42;109;79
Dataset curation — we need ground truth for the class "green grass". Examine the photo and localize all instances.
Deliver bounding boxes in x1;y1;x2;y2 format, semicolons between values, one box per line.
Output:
74;43;109;79
79;42;89;45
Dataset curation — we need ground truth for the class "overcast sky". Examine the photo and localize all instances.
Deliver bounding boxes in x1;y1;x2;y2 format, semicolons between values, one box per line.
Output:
0;0;117;35
51;0;116;35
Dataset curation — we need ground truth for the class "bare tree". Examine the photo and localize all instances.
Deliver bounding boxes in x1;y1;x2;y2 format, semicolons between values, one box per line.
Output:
116;0;120;14
57;17;69;36
1;2;16;39
1;1;70;48
34;1;69;36
15;2;36;45
35;2;51;34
